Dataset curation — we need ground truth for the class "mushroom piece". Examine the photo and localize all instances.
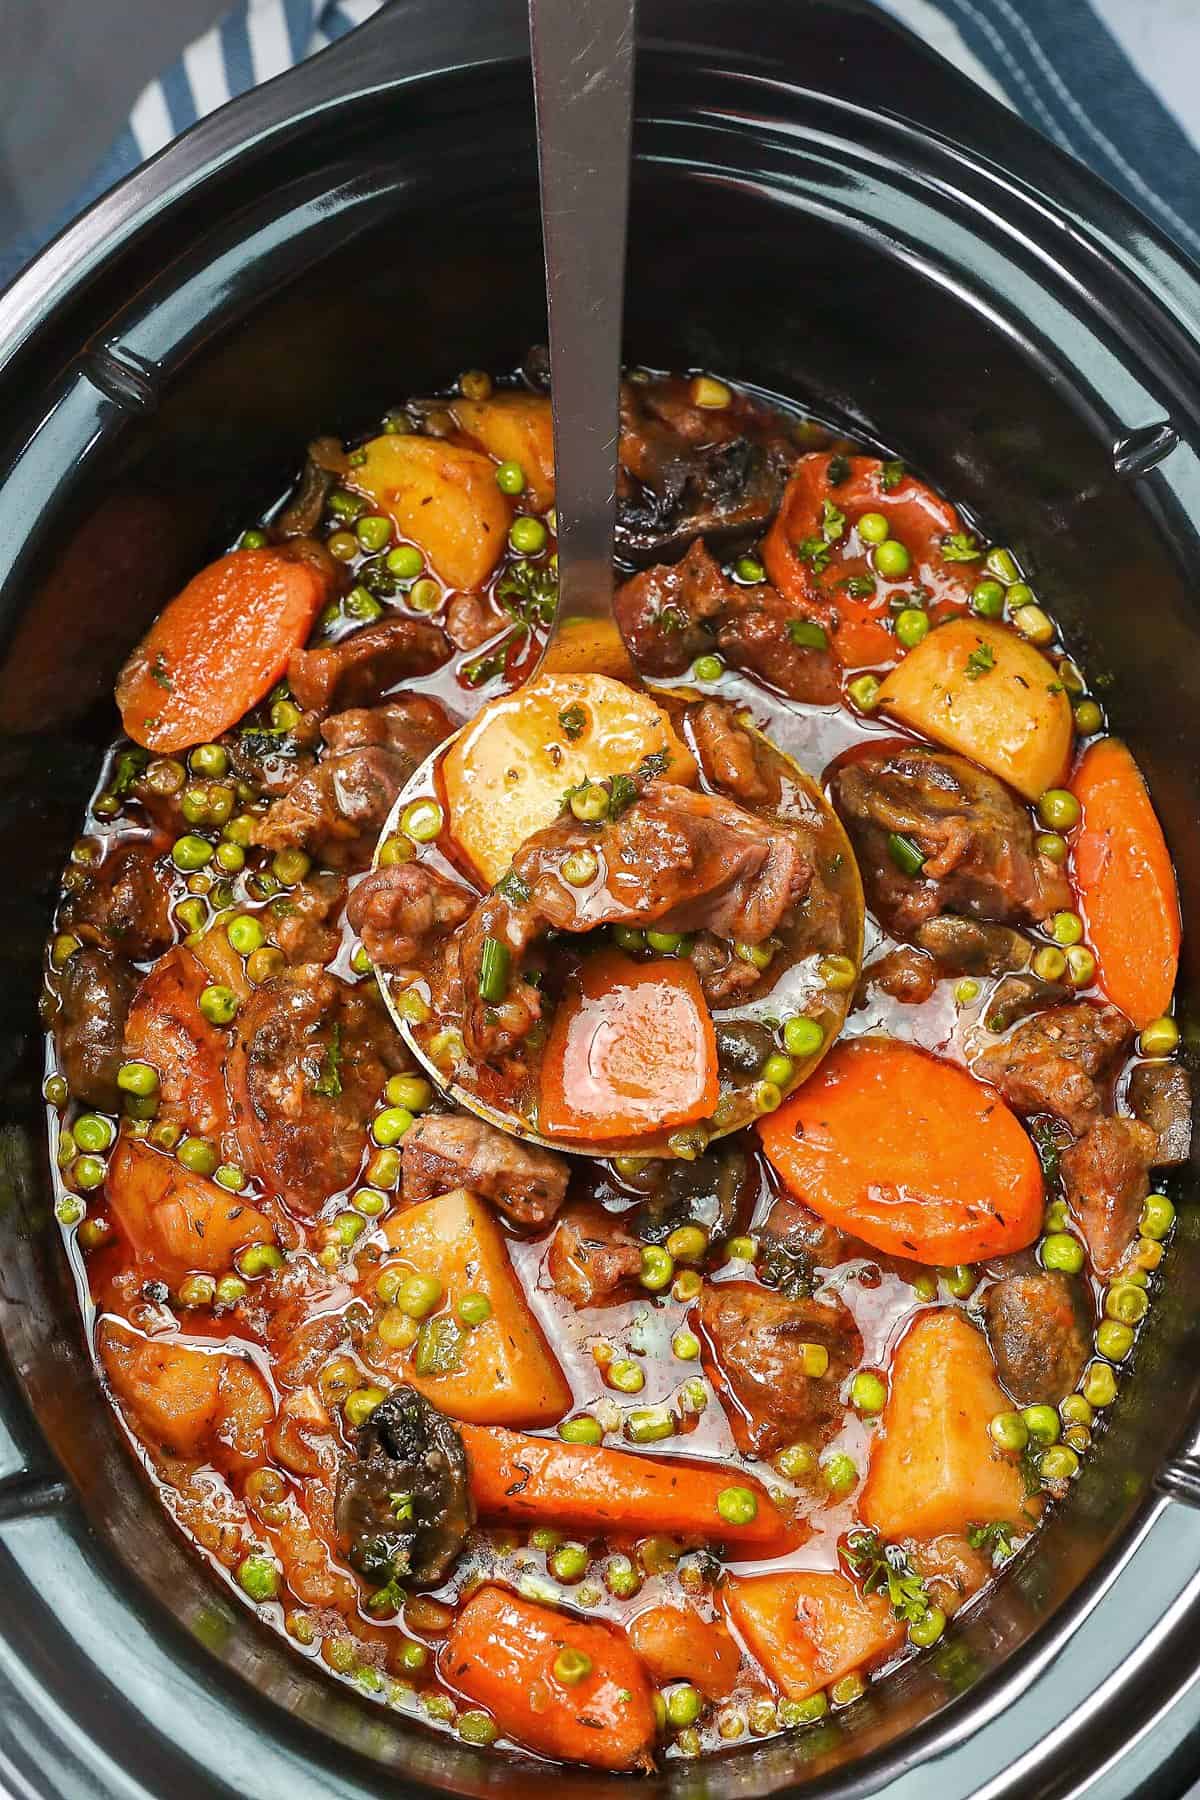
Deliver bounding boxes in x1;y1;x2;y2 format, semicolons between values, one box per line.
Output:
334;1385;473;1589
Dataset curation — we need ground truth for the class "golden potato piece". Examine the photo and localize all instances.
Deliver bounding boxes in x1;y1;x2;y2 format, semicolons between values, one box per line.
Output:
348;433;512;591
878;617;1072;801
443;671;696;885
450;394;555;512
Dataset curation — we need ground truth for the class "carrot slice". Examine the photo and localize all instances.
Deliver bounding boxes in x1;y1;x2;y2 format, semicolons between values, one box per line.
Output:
725;1571;903;1702
757;1036;1043;1264
627;1603;741;1701
460;1424;794;1549
1071;736;1180;1029
106;1136;273;1282
124;945;237;1145
859;1310;1040;1540
762;453;978;673
540;950;719;1140
116;549;330;752
443;1585;656;1771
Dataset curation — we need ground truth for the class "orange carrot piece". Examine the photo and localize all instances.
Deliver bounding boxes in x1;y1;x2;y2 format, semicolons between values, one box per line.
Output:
758;1036;1043;1264
628;1603;741;1701
540;950;719;1140
860;1310;1038;1541
1071;736;1180;1029
116;549;329;752
443;1585;657;1770
106;1136;273;1282
124;945;237;1144
460;1424;794;1549
725;1570;904;1702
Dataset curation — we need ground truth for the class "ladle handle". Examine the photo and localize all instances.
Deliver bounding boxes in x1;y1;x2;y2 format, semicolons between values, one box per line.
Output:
529;0;636;630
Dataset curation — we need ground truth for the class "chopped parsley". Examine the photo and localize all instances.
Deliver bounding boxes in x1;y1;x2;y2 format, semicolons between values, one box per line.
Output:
843;1529;935;1627
558;703;586;741
150;653;173;691
821;498;847;543
787;619;830;650
495;869;531;907
495;557;558;628
942;531;983;563
967;1520;1018;1565
110;747;148;799
880;459;906;492
795;534;832;574
966;642;996;681
462;635;516;687
827;453;851;487
311;1023;343;1098
838;574;876;599
658;604;688;635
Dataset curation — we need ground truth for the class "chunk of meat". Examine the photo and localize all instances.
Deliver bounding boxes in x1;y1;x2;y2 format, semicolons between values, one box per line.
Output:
687;699;775;805
99;1320;273;1470
251;698;452;868
1062;1115;1157;1277
347;862;475;969
689;931;771;1005
914;916;1031;976
287;615;451;713
401;1112;569;1228
983;972;1070;1033
275;438;347;537
269;871;347;966
448;778;812;1061
612;539;730;676
974;1002;1131;1134
1128;1062;1193;1167
546;1201;644;1307
444;590;504;652
225;719;320;800
60;837;174;961
757;1193;847;1279
631;1142;752;1247
123;945;236;1145
49;947;135;1109
829;741;1071;940
906;1535;991;1616
715;590;840;704
616;376;797;560
699;1280;861;1457
982;1271;1091;1405
858;946;937;1006
228;966;404;1213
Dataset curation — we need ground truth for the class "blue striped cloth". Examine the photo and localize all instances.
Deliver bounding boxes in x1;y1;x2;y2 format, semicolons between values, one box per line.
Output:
2;0;1200;290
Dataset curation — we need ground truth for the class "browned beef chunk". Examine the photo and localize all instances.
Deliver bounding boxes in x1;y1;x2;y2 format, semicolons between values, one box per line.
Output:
616;377;797;559
401;1113;569;1229
858;946;938;1006
982;1271;1091;1405
251;698;452;869
1062;1115;1157;1277
225;719;320;801
699;1280;860;1456
275;438;347;537
689;931;770;1006
50;948;136;1109
444;592;504;652
630;1143;752;1248
288;616;452;713
1128;1062;1193;1167
828;741;1071;940
60;838;174;961
228;965;405;1213
755;1194;847;1298
612;540;730;676
347;862;475;969
270;872;347;966
973;1002;1130;1134
913;917;1031;976
449;778;813;1061
547;1201;644;1307
688;700;776;805
715;593;840;704
983;972;1070;1033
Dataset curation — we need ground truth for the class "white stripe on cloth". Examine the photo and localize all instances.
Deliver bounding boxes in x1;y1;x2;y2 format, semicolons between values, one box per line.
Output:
247;0;302;83
128;78;175;160
183;27;233;116
873;0;1015;110
1088;0;1200;155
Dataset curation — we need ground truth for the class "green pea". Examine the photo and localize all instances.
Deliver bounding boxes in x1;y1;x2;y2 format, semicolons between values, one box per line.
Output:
605;1554;640;1597
569;783;610;824
178;1137;218;1176
328;488;365;521
552;1648;592;1687
398;1641;428;1674
988;1410;1029;1453
408;577;441;614
1074;698;1103;735
873;538;911;580
734;939;775;971
199;984;239;1026
735;555;766;583
612;925;646;952
495;460;526;496
857;511;889;544
191;743;229;779
1140;1193;1175;1239
384;1074;433;1112
646;929;685;954
401;799;444;843
666;1684;702;1728
941;1264;978;1299
214;842;244;874
640;1245;674;1292
1105;1283;1148;1325
172;834;213;872
971;578;1006;618
692;654;724;683
954;978;980;1005
665;1224;708;1263
1037;788;1080;831
55;1194;85;1226
781;1692;828;1726
625;1407;675;1445
367;1146;401;1188
327;530;358;562
716;1485;758;1527
850;1370;887;1416
1042;1232;1084;1274
1065;946;1096;988
457;1291;491;1327
895;607;929;649
356;514;392;552
350;944;372;976
246;947;284;985
236;1555;280;1602
178;1274;216;1308
1083;1361;1118;1407
847;674;881;713
1040;1445;1080;1482
550;1542;589;1582
908;1607;946;1648
561;848;598;887
73;1113;114;1154
238;529;268;550
509;516;548;555
1022;1404;1060;1445
559;1415;603;1445
397;1273;444;1319
672;1330;701;1362
457;1711;498;1747
1050;910;1083;946
333;1211;365;1248
821;1452;858;1496
1140;1016;1180;1057
272;848;311;887
270;697;304;729
1032;944;1068;982
386;544;424;579
373;1107;415;1147
43;1074;69;1108
344;1385;387;1427
73;1155;107;1192
227;914;265;956
761;1051;795;1089
608;1358;644;1394
1096;1319;1134;1361
1036;832;1068;864
216;1275;248;1306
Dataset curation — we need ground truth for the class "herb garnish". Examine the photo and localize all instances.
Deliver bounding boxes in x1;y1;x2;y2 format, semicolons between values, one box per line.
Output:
558;703;586;741
942;531;983;563
966;642;996;680
311;1023;343;1098
880;460;905;492
843;1529;935;1627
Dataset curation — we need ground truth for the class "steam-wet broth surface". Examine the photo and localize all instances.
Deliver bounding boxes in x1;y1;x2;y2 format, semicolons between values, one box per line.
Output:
39;365;1187;1770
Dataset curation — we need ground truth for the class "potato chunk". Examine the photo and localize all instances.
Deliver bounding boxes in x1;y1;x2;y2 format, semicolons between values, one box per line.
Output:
348;433;512;591
877;618;1072;801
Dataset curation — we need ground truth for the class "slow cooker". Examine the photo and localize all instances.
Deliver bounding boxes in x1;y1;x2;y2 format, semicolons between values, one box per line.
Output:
3;1;1200;1794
